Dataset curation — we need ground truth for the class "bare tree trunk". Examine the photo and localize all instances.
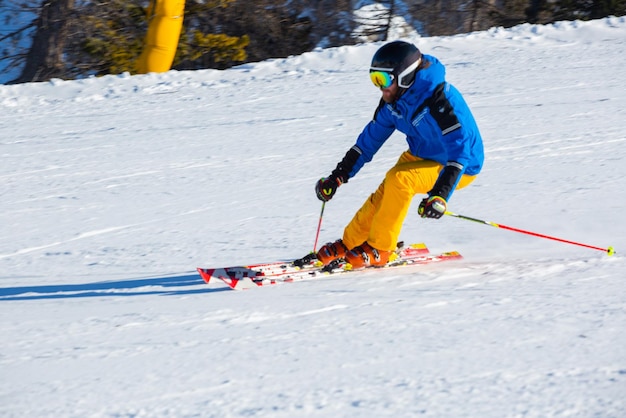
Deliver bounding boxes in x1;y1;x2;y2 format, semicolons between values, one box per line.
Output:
384;0;395;41
468;0;477;32
9;0;75;84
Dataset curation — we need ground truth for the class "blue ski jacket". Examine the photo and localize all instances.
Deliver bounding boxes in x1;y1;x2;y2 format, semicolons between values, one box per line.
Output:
349;54;484;187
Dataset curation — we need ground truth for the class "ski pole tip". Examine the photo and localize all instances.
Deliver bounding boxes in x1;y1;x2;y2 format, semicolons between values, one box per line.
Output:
607;246;615;256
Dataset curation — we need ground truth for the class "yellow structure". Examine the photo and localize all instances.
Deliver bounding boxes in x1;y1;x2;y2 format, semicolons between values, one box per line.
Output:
136;0;185;74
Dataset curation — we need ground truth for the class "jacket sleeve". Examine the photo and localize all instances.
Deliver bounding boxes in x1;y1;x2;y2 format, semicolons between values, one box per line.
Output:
427;83;473;200
348;100;396;178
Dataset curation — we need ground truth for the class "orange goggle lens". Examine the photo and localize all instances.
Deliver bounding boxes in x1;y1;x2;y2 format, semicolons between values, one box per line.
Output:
369;71;394;89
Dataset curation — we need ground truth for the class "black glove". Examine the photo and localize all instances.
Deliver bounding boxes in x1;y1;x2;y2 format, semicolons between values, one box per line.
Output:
419;162;462;219
315;175;342;202
315;146;362;202
418;196;447;219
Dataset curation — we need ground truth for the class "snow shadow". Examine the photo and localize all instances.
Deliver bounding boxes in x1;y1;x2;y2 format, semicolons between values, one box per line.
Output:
0;273;228;301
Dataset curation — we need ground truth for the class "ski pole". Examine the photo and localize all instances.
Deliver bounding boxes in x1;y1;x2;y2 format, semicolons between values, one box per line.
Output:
444;211;615;256
313;201;326;253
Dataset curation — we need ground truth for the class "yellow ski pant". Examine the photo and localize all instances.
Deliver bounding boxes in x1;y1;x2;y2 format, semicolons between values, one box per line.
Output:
342;150;476;251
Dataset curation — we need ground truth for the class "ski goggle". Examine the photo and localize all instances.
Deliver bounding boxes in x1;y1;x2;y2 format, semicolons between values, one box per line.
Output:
369;70;395;89
369;56;423;89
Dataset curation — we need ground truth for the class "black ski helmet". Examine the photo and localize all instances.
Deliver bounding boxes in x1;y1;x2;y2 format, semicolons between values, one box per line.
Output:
370;41;422;88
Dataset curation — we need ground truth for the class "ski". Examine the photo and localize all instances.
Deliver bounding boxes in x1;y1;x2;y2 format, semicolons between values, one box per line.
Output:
197;243;462;290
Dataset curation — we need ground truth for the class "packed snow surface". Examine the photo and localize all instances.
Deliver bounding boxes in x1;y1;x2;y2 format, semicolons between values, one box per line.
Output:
1;17;626;418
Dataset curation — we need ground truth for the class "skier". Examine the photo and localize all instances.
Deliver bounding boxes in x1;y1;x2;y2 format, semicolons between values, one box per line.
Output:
315;40;484;269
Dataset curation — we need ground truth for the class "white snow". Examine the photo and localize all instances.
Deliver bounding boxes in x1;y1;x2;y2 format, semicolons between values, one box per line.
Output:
1;17;626;418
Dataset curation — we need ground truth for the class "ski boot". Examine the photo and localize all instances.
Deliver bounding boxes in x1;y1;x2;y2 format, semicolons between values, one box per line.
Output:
316;239;349;266
344;242;392;269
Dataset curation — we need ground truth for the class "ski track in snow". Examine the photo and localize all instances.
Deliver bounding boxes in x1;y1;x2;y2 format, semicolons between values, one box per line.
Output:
1;17;625;418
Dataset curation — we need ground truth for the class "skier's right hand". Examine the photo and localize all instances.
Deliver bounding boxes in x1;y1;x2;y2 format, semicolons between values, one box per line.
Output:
315;175;342;202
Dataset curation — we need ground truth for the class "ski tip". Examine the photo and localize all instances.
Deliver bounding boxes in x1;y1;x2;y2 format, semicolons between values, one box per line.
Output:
197;268;214;284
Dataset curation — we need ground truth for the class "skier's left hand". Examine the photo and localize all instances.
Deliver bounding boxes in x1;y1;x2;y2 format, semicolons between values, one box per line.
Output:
418;196;447;219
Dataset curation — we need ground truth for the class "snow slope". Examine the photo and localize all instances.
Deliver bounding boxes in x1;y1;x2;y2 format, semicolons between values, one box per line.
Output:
1;17;625;418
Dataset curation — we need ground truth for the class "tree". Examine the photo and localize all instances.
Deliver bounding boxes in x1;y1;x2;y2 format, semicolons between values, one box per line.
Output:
0;1;37;81
188;0;315;66
551;0;626;20
68;0;146;77
3;0;624;84
8;0;74;84
173;0;250;70
5;0;251;82
70;0;249;77
352;0;394;42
